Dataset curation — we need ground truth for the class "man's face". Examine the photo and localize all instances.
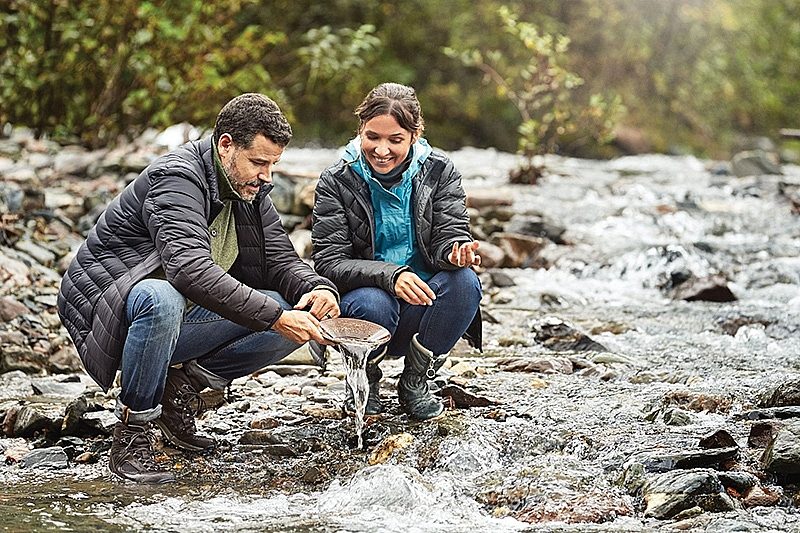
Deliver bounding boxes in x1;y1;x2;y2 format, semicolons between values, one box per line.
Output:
217;133;284;202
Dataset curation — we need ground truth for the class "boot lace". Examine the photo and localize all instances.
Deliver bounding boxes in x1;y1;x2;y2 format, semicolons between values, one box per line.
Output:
176;385;206;431
119;426;160;469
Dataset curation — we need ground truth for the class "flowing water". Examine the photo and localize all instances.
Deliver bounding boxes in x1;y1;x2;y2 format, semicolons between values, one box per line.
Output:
338;342;375;449
3;149;800;531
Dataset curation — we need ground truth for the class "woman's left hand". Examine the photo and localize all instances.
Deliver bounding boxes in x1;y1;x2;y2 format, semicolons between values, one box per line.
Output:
448;241;481;267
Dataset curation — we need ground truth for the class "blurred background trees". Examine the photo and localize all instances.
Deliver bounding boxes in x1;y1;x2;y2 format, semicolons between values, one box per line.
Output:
1;0;798;158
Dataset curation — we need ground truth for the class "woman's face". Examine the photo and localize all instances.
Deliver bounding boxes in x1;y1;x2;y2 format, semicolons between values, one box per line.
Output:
359;114;415;173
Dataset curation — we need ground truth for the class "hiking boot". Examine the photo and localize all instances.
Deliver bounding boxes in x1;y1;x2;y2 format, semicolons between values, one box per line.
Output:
343;349;386;416
109;422;176;483
397;334;446;420
156;365;215;452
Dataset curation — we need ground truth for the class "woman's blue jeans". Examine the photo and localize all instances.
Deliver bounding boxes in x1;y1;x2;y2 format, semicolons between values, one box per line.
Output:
339;268;481;357
117;279;299;422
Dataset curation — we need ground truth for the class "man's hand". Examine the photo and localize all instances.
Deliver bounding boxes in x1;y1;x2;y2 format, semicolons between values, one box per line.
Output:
272;310;329;344
394;271;436;306
448;241;481;267
294;289;340;320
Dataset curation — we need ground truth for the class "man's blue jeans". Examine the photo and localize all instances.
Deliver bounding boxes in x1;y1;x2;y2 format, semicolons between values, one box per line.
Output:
339;268;481;357
117;279;299;423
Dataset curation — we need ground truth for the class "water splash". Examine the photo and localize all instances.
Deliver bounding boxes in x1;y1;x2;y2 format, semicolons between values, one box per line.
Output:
339;341;374;449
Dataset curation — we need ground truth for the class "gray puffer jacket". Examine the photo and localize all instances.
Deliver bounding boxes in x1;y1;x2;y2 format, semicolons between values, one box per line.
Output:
312;150;482;349
58;136;335;391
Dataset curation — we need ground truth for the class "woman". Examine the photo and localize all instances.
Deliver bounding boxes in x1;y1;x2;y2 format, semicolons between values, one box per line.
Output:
312;82;482;421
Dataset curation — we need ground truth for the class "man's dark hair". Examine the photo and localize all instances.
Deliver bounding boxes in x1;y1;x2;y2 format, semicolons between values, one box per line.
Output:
213;93;292;148
355;82;425;136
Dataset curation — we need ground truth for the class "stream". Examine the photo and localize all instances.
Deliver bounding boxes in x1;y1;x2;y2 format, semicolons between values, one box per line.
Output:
2;148;800;532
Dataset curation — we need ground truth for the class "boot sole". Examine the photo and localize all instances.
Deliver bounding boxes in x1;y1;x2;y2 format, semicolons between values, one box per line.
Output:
109;466;176;484
155;419;212;452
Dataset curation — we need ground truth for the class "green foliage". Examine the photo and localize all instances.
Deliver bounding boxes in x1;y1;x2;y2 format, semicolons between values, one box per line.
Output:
447;6;623;165
1;0;799;158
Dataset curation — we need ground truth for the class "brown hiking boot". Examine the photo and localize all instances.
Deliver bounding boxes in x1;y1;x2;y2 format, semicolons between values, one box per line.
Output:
156;366;216;452
109;422;175;484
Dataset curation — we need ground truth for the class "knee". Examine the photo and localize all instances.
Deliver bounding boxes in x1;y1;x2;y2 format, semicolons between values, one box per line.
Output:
341;287;399;325
437;269;482;301
127;280;185;324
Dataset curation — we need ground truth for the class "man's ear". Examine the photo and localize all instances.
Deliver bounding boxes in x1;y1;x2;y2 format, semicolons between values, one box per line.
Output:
217;133;234;155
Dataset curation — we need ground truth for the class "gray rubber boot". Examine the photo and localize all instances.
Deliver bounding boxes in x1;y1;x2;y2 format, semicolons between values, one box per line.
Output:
344;348;387;416
397;334;446;420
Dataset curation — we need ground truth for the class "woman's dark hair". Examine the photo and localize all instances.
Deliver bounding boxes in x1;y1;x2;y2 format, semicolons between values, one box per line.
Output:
355;83;425;136
213;93;292;148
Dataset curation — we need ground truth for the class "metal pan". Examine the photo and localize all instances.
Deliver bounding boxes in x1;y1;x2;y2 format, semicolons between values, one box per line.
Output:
319;318;391;347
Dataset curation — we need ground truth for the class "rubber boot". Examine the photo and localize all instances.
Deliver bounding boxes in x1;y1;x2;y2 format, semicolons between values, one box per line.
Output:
155;360;228;452
109;421;176;483
397;334;447;420
344;348;387;416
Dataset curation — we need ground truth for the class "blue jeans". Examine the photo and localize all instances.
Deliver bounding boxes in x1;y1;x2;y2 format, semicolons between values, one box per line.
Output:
117;279;299;422
339;269;481;357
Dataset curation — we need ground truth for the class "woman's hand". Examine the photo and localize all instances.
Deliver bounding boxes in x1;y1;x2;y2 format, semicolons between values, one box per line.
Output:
448;241;481;267
394;271;436;306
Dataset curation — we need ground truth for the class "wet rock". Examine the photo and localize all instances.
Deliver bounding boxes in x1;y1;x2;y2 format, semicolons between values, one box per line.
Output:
0;370;34;401
19;446;69;469
717;471;759;493
748;421;781;448
475;241;505;268
671;275;737;302
368;433;414;465
289;228;312;258
505;216;567;244
742;485;781;508
644;407;695;426
81;411;117;435
301;404;344;419
239;430;283;446
758;378;800;408
531;317;608;352
488;270;516;287
14;240;56;267
0;344;49;374
437;384;499;408
738;406;800;420
699;429;737;449
495;357;573;374
249;416;281;430
762;420;800;476
31;377;86;398
466;190;513;209
2;438;30;463
12;405;62;438
0;296;29;321
642;469;736;519
637;447;738;472
662;390;732;414
489;232;547;268
731;149;782;178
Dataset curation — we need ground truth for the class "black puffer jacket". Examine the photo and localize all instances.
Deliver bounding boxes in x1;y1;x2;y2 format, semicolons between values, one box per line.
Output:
58;136;335;391
312;149;482;349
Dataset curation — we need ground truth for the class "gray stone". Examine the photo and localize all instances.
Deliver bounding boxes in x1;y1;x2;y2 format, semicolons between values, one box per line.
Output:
532;316;609;352
14;240;57;267
19;447;69;469
731;149;782;177
642;469;736;519
762;420;800;475
30;378;86;398
0;296;29;322
758;378;800;408
12;405;62;438
81;410;117;435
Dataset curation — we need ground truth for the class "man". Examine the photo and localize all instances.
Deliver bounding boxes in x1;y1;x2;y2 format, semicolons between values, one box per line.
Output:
57;93;339;483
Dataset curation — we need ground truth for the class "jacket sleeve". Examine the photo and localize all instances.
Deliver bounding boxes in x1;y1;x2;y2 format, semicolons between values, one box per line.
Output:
429;158;474;270
258;194;339;304
142;162;284;331
312;170;404;294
